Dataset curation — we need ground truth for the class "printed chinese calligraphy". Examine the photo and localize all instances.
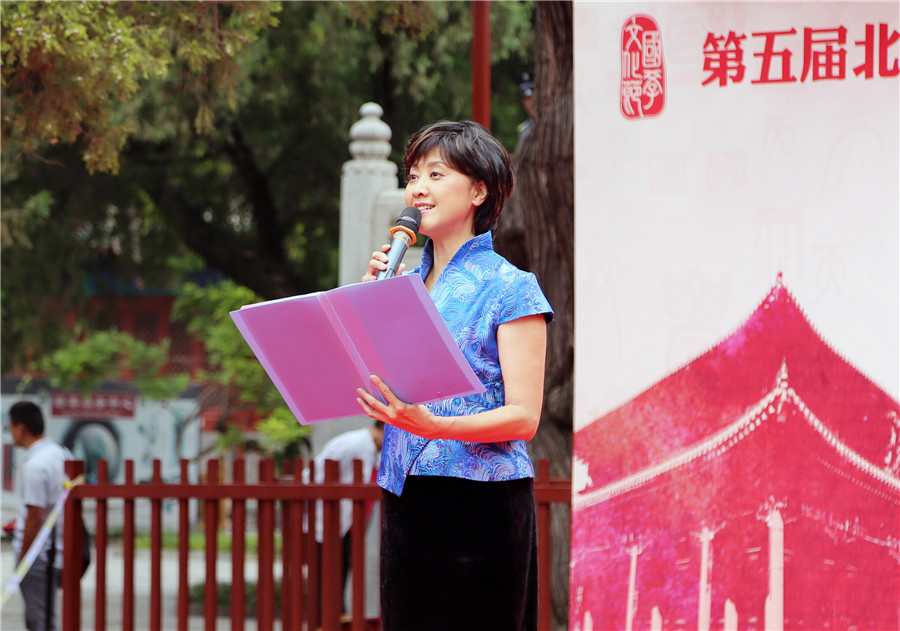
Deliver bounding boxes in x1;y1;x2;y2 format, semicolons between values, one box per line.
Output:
703;23;899;86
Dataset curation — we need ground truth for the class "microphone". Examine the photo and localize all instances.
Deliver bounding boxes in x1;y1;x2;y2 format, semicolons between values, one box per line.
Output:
377;207;421;279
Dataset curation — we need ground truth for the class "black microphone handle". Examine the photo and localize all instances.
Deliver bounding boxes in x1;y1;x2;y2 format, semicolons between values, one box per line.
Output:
376;231;414;279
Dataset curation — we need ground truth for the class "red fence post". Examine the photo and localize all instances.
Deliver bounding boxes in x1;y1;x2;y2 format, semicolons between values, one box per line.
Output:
351;459;366;631
62;459;84;630
279;459;292;627
280;458;304;628
257;458;276;631
123;459;135;631
150;460;163;631
305;459;320;631
204;458;219;631
178;459;190;630
95;459;109;631
297;458;309;628
231;459;247;631
321;458;342;631
537;459;554;631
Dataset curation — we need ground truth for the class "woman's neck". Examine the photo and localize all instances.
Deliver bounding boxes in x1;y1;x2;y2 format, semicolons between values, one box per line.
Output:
426;230;476;290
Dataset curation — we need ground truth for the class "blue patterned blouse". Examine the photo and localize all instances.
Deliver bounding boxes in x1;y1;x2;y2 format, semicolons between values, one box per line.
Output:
377;232;554;496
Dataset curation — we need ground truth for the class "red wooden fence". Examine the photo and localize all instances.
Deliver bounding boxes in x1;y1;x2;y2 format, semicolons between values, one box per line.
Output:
61;457;571;631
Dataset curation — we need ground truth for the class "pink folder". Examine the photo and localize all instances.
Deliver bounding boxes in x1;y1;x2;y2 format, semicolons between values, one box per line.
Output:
230;274;485;425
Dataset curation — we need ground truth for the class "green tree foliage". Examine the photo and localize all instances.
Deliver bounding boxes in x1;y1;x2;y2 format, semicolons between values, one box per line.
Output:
1;1;282;374
1;1;279;173
36;329;199;458
1;1;534;376
170;280;310;461
40;329;189;397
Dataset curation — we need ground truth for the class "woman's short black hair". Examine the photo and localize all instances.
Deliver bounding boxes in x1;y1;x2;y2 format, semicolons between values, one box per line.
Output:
403;120;514;235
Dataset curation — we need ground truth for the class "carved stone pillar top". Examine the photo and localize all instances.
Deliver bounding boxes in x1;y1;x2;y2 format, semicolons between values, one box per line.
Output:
348;102;392;161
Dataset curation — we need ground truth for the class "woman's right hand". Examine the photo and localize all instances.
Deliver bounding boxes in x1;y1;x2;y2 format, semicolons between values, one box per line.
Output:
362;244;405;281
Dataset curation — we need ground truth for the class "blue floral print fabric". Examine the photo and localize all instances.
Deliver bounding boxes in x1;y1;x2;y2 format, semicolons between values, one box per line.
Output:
377;232;553;496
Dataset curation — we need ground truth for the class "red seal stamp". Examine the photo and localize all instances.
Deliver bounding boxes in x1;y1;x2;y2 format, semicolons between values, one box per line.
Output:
621;15;666;119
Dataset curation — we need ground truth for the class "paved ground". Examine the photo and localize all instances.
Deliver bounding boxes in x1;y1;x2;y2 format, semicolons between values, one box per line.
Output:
1;539;270;631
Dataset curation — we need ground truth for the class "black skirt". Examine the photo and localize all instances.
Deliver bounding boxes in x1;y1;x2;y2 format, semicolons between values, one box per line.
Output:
380;475;538;631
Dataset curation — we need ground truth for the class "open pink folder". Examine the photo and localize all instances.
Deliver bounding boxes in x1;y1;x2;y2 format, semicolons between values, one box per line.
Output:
230;274;485;425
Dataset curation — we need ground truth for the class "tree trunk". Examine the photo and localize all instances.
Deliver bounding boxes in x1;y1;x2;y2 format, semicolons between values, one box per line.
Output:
493;2;573;628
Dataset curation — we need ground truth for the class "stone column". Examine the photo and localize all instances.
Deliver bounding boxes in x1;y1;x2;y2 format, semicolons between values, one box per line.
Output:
339;103;399;287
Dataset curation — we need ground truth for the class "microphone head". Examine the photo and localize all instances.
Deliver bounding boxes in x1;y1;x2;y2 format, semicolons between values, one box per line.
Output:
397;206;422;233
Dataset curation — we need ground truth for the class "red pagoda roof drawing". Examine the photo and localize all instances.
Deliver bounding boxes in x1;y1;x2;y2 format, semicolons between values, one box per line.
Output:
571;275;900;631
575;361;900;511
575;274;900;501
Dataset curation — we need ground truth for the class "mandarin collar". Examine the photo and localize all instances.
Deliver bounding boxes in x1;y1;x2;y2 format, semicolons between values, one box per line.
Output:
419;232;494;279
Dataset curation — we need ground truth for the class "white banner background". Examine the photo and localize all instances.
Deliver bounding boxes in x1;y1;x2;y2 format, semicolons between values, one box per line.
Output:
574;1;899;431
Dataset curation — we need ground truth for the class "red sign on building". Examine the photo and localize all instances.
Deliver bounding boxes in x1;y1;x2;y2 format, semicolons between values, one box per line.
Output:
51;392;136;418
621;15;666;119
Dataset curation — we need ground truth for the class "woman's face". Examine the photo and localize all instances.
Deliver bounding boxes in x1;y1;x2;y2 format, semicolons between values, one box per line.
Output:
405;149;486;240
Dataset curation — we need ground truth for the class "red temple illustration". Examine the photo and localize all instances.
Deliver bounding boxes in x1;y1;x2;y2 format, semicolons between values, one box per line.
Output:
571;275;900;631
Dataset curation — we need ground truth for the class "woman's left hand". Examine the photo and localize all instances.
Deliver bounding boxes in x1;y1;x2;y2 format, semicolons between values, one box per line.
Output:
356;375;445;438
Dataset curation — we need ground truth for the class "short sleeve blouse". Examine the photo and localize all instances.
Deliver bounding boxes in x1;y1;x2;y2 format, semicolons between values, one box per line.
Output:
377;232;553;496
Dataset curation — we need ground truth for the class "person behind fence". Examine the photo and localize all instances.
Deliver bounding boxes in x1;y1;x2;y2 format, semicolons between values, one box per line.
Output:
8;401;72;631
307;420;384;616
358;120;553;631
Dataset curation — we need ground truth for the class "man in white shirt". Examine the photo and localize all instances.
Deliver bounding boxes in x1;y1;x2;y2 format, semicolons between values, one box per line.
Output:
309;420;384;617
9;400;71;631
